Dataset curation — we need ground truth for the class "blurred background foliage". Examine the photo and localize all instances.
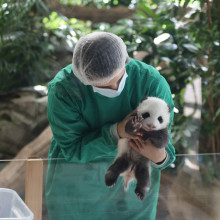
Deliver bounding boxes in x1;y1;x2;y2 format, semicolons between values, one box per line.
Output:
0;0;219;181
0;0;52;92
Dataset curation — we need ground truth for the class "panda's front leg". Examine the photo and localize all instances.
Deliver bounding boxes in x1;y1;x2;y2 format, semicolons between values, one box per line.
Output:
105;138;130;187
134;160;150;200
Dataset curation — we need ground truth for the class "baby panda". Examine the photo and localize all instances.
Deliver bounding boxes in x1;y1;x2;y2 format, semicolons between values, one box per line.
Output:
105;97;170;200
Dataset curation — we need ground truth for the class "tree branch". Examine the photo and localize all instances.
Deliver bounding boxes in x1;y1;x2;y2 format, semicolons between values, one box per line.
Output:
45;1;135;24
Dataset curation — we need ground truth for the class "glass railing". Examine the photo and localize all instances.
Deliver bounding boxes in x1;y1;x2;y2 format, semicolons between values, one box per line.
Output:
0;154;220;220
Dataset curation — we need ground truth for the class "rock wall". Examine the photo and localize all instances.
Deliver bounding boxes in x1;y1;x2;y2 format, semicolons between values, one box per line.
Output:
0;86;48;159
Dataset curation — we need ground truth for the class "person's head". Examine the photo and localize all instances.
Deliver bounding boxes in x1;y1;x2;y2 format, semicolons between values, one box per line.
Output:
72;32;130;88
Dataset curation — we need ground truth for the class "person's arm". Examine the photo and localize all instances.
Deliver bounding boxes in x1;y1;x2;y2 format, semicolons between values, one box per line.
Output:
151;135;175;170
47;83;117;163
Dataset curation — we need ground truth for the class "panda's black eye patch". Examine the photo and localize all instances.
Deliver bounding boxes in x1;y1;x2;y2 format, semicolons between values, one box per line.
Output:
158;116;163;123
142;112;150;119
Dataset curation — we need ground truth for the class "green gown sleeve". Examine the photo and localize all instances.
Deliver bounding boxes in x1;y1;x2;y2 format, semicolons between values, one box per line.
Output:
47;83;117;163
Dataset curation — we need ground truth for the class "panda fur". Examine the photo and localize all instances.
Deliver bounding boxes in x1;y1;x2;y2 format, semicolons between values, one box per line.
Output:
105;97;171;200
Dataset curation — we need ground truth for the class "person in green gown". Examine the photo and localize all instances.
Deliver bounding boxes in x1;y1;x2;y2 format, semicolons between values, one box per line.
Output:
46;32;175;220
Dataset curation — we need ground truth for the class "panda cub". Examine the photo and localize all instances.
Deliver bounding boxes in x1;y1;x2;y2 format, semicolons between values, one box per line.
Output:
105;97;171;200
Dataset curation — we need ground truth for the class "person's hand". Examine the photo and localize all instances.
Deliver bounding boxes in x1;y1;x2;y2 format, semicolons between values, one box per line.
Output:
117;109;143;139
129;138;166;163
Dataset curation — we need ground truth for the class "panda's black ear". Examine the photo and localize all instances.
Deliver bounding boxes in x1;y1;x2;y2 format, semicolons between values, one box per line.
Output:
168;105;171;113
141;95;148;102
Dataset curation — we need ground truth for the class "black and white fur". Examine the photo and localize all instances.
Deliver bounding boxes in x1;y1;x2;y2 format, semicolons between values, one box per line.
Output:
105;97;170;200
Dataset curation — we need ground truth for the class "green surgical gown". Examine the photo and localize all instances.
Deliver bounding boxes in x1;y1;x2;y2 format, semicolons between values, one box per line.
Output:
46;58;175;220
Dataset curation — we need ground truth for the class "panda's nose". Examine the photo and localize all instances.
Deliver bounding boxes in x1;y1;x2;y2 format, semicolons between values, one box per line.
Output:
147;124;156;129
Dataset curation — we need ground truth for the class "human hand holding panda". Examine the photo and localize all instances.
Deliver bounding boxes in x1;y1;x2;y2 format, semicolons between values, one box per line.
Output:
105;97;171;200
129;138;167;164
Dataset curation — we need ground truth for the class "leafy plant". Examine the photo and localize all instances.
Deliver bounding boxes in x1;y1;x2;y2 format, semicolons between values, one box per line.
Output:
0;0;53;93
100;0;220;157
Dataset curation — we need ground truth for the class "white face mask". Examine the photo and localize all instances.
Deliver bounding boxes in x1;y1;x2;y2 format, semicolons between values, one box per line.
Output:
92;71;128;98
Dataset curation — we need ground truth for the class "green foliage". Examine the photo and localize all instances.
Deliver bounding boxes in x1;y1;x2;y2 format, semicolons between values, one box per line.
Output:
42;11;92;38
0;0;53;93
99;0;220;155
0;0;95;93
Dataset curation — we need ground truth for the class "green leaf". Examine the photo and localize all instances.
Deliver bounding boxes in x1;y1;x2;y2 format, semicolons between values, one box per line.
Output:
181;138;188;148
182;44;199;53
179;88;186;105
136;10;148;18
158;43;178;51
138;3;154;17
214;108;220;120
183;129;191;137
108;25;127;34
141;27;149;33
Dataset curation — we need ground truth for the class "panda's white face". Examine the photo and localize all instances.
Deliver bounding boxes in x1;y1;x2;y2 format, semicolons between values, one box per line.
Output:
137;97;170;131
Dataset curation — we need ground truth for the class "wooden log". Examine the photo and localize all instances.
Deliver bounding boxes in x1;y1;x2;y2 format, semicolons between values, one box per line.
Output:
0;126;52;194
25;159;43;220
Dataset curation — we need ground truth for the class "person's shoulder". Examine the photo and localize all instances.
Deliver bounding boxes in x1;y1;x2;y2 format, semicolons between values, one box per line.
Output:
47;64;87;103
126;58;162;80
127;58;148;69
48;64;73;88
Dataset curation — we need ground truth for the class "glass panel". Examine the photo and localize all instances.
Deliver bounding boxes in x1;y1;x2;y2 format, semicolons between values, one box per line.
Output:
157;154;220;220
42;154;220;220
1;155;220;220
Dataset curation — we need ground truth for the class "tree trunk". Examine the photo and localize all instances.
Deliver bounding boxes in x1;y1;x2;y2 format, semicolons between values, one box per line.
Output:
213;0;220;26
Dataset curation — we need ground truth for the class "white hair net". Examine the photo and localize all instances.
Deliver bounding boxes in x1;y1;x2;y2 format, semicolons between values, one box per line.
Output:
72;32;130;85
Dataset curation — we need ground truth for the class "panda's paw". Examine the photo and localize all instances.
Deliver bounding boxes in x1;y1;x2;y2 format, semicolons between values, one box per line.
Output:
132;116;143;132
105;170;118;187
135;187;147;201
